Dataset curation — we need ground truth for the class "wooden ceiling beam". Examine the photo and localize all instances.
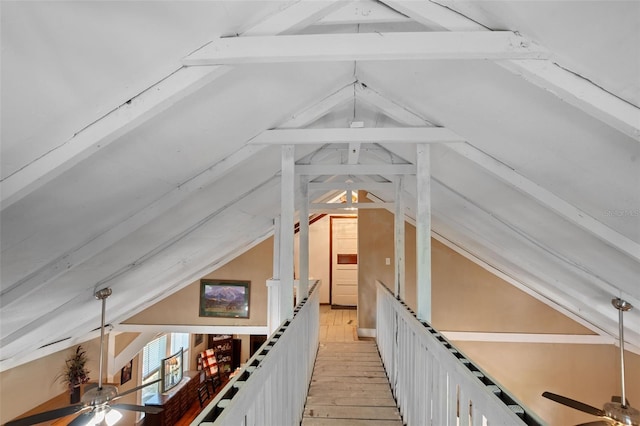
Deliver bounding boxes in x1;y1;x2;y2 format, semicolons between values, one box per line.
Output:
183;31;549;66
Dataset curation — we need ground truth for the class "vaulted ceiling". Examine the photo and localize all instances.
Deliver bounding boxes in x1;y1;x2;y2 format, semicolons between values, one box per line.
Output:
1;0;639;371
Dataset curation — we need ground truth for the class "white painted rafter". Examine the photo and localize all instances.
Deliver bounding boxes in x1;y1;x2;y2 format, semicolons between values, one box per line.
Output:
1;80;357;310
243;0;348;36
183;31;549;65
0;0;346;210
356;83;640;262
381;0;640;141
250;127;465;145
448;142;640;262
310;202;393;212
278;83;355;129
0;66;231;209
0;3;353;310
309;181;393;191
297;164;415;175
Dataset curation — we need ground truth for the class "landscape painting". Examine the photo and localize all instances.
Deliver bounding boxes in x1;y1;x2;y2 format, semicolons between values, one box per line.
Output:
199;280;250;318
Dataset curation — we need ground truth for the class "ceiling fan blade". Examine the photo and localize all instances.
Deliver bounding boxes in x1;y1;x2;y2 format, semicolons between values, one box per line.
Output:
111;403;163;414
5;404;89;426
611;395;631;406
542;392;606;417
68;411;96;426
111;378;161;401
574;422;611;426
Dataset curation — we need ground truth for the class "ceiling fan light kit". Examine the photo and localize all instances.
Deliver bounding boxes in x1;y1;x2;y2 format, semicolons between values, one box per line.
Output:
5;288;163;426
542;298;639;426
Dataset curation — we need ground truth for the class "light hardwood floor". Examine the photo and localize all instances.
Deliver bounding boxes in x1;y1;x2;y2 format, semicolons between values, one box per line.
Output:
302;306;402;426
181;305;402;426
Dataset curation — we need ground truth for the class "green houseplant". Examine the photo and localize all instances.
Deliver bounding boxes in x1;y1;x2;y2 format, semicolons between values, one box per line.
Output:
58;345;90;403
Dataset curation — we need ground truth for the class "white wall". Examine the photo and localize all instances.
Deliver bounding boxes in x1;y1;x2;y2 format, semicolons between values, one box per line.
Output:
295;215;331;304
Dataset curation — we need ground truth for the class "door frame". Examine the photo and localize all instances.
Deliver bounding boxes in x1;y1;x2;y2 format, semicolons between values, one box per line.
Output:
329;215;358;306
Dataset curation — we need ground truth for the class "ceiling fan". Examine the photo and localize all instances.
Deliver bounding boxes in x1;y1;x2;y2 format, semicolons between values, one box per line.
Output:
542;297;639;426
6;288;163;426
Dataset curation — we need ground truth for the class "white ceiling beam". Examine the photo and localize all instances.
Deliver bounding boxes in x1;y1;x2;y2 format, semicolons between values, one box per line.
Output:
0;0;347;211
242;0;348;36
348;143;361;164
0;144;266;309
0;5;353;308
310;202;394;212
499;59;640;142
0;82;356;310
441;331;615;346
309;181;393;191
183;31;549;66
447;143;640;263
250;127;465;145
278;83;355;129
297;164;415;175
0;66;231;209
355;83;431;126
381;0;640;142
357;82;640;262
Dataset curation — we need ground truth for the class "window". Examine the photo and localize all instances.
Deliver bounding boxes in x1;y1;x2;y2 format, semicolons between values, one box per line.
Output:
140;333;191;402
141;335;166;401
171;332;190;371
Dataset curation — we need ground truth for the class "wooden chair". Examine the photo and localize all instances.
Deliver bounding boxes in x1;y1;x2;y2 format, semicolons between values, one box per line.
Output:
200;349;222;394
197;381;210;407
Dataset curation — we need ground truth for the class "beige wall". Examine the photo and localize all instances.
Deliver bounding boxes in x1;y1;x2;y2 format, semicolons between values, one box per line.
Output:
125;237;273;326
4;211;639;426
0;338;100;424
358;206;639;426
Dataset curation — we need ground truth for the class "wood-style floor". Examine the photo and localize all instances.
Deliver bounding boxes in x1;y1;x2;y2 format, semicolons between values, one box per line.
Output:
302;306;402;426
181;305;401;426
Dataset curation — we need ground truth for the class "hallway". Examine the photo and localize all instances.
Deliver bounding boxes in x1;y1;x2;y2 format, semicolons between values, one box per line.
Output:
302;306;402;425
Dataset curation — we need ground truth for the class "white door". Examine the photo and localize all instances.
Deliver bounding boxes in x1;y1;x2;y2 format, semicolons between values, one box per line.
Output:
331;217;358;306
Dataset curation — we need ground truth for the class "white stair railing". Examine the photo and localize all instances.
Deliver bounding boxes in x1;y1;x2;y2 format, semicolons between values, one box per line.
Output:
376;281;546;426
192;280;320;426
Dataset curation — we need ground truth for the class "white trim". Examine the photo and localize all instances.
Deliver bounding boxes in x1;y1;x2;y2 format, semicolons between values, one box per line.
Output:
250;127;465;145
441;331;614;345
183;31;549;65
114;324;268;335
357;327;376;338
297;164;415;176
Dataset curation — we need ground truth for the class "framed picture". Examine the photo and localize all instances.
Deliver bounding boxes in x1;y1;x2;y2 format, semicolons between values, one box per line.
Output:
120;359;133;385
194;333;204;346
199;280;250;318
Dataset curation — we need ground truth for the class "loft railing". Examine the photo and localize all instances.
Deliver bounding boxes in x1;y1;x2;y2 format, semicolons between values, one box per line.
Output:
376;281;545;426
191;280;320;426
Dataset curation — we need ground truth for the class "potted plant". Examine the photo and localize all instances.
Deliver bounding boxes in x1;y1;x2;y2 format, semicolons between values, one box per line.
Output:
58;345;90;403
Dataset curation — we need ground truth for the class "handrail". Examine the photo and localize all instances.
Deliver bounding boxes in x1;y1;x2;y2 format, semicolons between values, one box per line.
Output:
376;280;546;426
191;280;320;426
